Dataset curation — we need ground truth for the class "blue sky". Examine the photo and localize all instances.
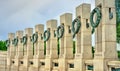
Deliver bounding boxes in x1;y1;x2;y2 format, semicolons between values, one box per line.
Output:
1;0;120;50
0;0;95;41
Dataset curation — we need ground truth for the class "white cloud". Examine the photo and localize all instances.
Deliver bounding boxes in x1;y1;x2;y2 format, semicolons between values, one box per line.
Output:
0;0;95;40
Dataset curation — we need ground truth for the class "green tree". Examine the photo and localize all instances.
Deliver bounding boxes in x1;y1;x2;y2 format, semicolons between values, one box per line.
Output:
117;23;120;43
117;51;120;59
116;8;120;43
0;40;7;51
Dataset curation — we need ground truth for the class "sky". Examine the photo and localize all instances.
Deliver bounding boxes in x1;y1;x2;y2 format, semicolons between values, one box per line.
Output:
0;0;95;41
0;0;120;50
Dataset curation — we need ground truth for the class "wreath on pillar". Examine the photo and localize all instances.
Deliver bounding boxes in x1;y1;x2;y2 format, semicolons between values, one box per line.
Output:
57;25;64;39
22;36;27;45
72;16;81;38
90;7;102;34
31;33;38;43
13;38;18;46
44;29;50;42
5;39;10;47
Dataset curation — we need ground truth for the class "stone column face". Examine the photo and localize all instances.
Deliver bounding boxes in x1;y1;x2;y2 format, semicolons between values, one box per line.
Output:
94;0;118;71
45;19;58;58
7;33;15;71
76;3;92;58
74;3;92;71
25;28;33;58
45;20;58;71
13;31;24;68
94;0;117;59
15;31;23;59
8;33;15;58
23;35;27;57
33;24;45;68
60;13;73;59
59;13;73;71
7;33;15;66
34;24;44;59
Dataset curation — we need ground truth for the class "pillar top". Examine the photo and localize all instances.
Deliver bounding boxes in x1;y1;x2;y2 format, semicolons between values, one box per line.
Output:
76;3;91;19
16;30;23;38
8;33;15;40
95;0;115;8
35;24;44;33
25;28;33;36
46;19;57;29
60;13;72;26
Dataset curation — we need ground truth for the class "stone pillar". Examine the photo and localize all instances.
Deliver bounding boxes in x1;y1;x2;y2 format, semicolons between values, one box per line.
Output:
13;31;23;71
45;19;58;71
34;24;44;59
23;28;33;68
7;33;15;71
9;33;16;59
15;31;23;59
14;36;18;59
74;3;92;71
7;33;15;58
59;13;73;71
94;0;118;71
25;28;33;59
9;32;17;71
47;20;58;59
33;24;44;69
23;35;27;57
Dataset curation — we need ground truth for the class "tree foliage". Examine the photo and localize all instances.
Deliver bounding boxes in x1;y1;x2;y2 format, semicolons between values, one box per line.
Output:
117;23;120;43
118;51;120;59
116;11;120;43
0;40;7;51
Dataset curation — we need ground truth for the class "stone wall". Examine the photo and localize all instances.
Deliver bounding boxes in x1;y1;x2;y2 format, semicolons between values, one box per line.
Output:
0;51;7;71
